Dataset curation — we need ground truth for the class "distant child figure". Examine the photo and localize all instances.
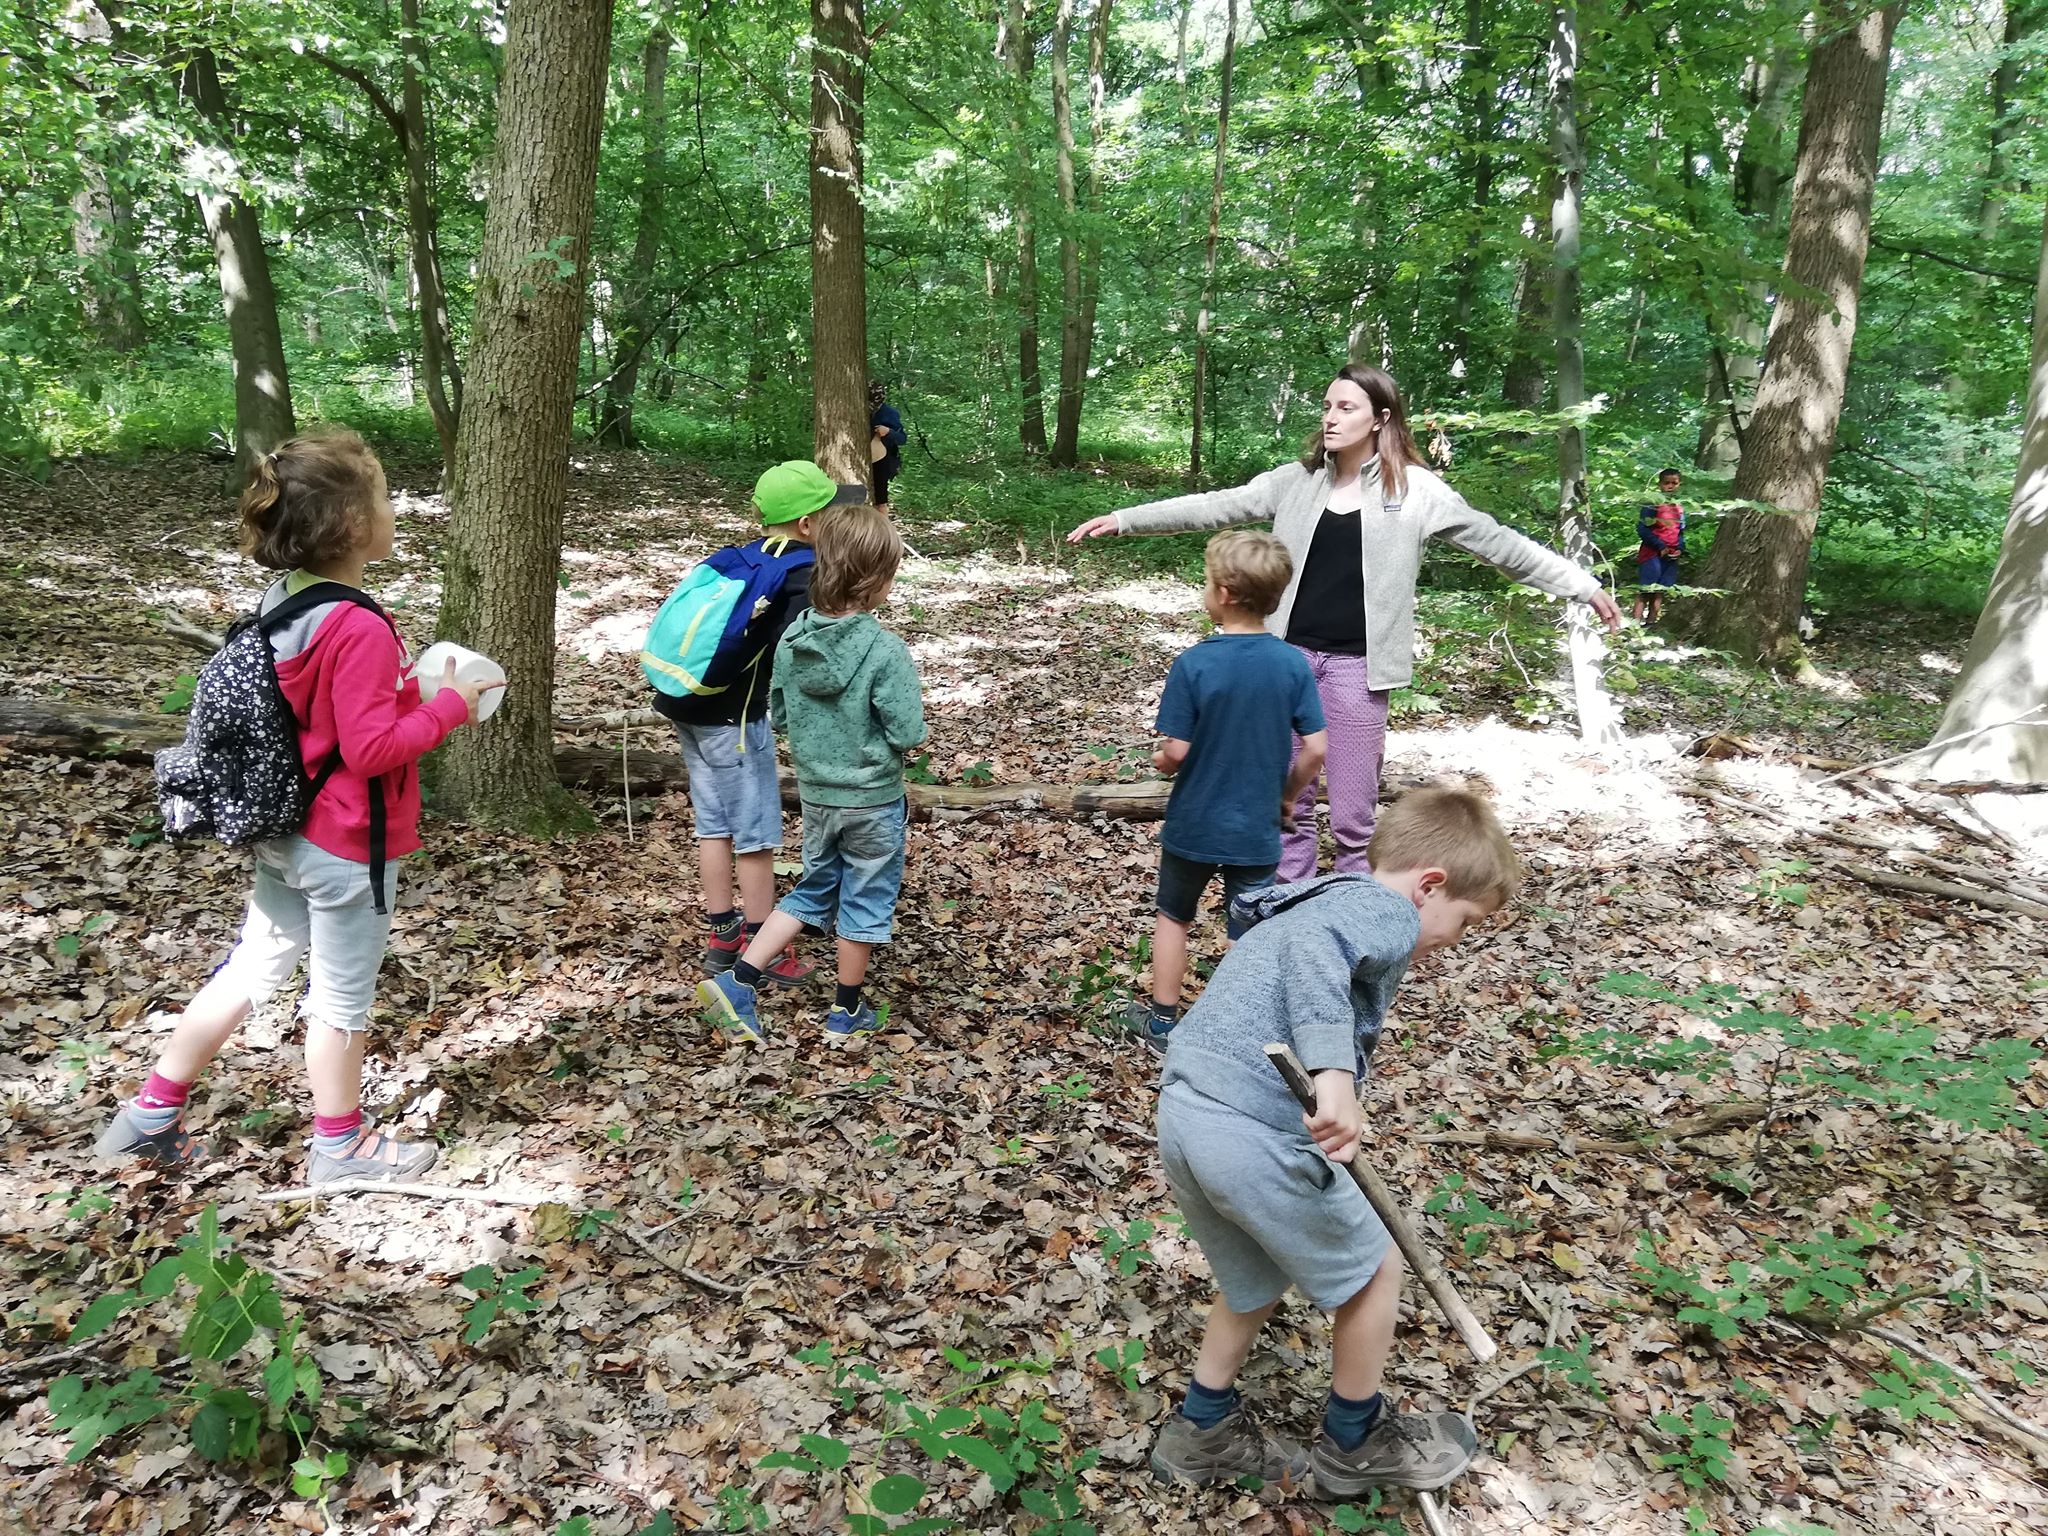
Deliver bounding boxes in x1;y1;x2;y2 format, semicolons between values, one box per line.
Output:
96;430;498;1184
869;380;906;511
696;506;926;1044
1147;787;1519;1497
1125;531;1328;1051
1633;467;1686;623
645;460;833;983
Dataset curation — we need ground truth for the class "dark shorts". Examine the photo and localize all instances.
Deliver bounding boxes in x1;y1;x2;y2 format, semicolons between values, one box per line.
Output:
1155;850;1278;938
1637;555;1680;589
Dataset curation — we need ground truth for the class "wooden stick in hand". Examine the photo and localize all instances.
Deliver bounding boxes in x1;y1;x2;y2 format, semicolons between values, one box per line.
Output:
1265;1042;1499;1363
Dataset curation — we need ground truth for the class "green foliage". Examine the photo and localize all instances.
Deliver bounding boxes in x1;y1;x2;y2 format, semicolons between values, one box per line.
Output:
1632;1235;1771;1342
1095;1219;1156;1277
457;1263;544;1345
1423;1173;1533;1257
1653;1402;1736;1489
1859;1349;1962;1425
1038;1072;1095;1104
158;672;198;714
1090;1337;1144;1391
1742;858;1812;907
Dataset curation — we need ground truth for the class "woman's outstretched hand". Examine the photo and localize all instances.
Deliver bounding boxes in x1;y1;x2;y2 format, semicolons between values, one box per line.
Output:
1587;588;1623;633
1066;515;1121;543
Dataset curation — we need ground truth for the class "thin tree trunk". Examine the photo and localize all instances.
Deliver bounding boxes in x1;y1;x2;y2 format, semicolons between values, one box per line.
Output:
1050;0;1085;467
1447;0;1496;378
67;0;146;352
181;49;294;481
1004;0;1048;454
437;0;614;828
1502;192;1555;410
811;0;870;486
1954;0;2041;414
1072;0;1114;456
1913;193;2048;786
1690;3;1902;669
1188;0;1237;487
400;0;463;471
598;22;673;448
1549;0;1618;747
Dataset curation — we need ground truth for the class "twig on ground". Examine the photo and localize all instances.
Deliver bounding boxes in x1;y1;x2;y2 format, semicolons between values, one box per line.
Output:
605;1220;745;1297
1815;705;2048;785
0;1339;114;1380
1835;859;2048;920
295;1294;437;1377
257;1181;553;1206
1856;1323;2048;1457
159;616;225;654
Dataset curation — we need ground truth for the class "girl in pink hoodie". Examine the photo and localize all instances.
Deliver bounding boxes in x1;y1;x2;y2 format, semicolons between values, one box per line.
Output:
97;430;496;1185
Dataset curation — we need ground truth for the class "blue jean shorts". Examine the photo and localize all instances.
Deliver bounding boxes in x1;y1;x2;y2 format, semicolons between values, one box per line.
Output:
1155;849;1278;938
674;717;783;854
777;798;908;944
1637;554;1680;589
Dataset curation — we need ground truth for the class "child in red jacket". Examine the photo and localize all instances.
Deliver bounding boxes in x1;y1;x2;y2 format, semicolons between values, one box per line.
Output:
97;430;497;1185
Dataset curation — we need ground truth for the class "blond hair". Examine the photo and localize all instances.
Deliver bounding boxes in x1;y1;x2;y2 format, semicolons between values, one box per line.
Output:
238;429;385;570
810;505;904;615
1366;786;1522;907
1205;530;1293;617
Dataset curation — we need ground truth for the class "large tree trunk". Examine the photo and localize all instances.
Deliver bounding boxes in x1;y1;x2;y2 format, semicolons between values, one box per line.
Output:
1502;195;1554;411
1911;196;2048;787
436;0;614;828
1548;0;1618;747
1690;3;1902;669
68;1;146;352
399;0;464;474
1187;0;1237;487
1003;0;1048;455
180;49;294;481
1696;41;1799;472
811;0;870;486
1049;0;1085;468
598;22;673;449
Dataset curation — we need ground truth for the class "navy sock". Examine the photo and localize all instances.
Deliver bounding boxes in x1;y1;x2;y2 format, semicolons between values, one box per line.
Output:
834;983;864;1014
707;909;739;933
1322;1390;1383;1451
731;958;764;987
1149;998;1181;1023
1180;1378;1238;1430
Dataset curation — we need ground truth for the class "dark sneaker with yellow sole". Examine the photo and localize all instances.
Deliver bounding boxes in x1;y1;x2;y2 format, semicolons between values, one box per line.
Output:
1310;1411;1477;1496
1150;1408;1307;1488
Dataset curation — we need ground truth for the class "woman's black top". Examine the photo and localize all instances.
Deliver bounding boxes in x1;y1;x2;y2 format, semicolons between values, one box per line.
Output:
1284;508;1370;655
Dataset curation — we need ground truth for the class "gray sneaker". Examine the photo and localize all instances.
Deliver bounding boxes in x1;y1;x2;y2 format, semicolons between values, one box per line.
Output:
1121;997;1175;1056
307;1127;439;1186
1151;1408;1307;1488
94;1103;205;1165
1310;1411;1477;1496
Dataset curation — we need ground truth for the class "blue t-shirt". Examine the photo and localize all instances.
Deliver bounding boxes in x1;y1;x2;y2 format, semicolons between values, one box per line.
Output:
1155;632;1326;866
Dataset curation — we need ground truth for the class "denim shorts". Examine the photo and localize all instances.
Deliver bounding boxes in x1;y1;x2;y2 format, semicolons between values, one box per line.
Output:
777;799;908;944
1155;849;1278;938
217;836;397;1035
1637;554;1680;589
674;717;783;853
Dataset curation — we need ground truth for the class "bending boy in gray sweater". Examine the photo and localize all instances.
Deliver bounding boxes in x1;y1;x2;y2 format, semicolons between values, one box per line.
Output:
1150;787;1519;1497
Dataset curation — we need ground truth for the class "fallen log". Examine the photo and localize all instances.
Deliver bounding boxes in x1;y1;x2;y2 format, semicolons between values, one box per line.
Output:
1835;860;2048;920
0;696;1175;822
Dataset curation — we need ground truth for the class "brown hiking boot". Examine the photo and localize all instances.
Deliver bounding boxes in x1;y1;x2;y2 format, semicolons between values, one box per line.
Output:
1150;1408;1307;1488
1310;1410;1477;1496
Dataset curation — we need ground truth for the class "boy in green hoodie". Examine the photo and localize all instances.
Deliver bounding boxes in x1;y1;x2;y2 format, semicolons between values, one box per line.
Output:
697;505;927;1044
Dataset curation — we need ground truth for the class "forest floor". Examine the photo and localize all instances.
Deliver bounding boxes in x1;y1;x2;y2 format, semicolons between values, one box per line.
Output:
2;447;2045;1536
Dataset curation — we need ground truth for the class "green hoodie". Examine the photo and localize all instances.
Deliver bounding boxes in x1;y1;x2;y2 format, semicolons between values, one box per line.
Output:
770;608;927;808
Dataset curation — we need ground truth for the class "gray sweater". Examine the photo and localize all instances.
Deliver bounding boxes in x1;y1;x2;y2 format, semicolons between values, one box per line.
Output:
1160;875;1419;1133
1112;459;1602;691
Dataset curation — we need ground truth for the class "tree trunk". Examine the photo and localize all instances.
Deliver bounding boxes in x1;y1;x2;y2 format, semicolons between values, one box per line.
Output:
436;0;614;829
1502;195;1554;411
1072;0;1114;454
1049;0;1085;467
1187;0;1237;487
1912;195;2048;786
1696;40;1799;472
1004;0;1048;455
1953;0;2041;415
180;49;294;482
400;0;464;474
811;0;870;486
67;1;146;352
1446;0;1496;379
1689;3;1901;669
1548;0;1618;747
598;22;673;449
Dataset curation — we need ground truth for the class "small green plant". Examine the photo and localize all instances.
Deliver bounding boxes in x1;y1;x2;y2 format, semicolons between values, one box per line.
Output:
872;1131;901;1155
1039;1072;1095;1104
574;1208;618;1241
1743;857;1813;906
42;1185;113;1222
159;671;198;713
1859;1348;1961;1424
54;913;113;960
1535;1338;1608;1400
904;751;940;785
712;1485;770;1532
458;1263;543;1344
1632;1234;1769;1341
56;1039;108;1097
1652;1402;1735;1489
1083;742;1152;782
1091;1337;1144;1390
1097;1219;1156;1277
994;1136;1034;1165
1422;1173;1533;1257
960;760;995;787
1330;1492;1402;1532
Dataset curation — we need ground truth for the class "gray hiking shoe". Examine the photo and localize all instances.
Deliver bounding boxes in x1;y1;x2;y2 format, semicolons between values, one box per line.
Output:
1121;997;1175;1057
307;1126;439;1186
1310;1411;1477;1496
1151;1408;1307;1488
94;1103;205;1165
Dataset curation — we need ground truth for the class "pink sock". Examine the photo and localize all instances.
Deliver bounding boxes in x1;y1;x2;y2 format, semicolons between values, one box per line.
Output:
136;1072;191;1110
313;1109;364;1142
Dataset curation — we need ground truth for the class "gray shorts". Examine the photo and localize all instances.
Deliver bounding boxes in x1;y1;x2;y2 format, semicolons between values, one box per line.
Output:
1157;1080;1392;1313
217;836;397;1035
675;718;784;853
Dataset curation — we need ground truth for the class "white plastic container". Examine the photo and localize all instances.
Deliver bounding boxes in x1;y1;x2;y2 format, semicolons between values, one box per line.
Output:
414;641;507;722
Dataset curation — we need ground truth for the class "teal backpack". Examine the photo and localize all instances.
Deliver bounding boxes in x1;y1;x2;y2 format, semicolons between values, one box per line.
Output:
641;536;815;700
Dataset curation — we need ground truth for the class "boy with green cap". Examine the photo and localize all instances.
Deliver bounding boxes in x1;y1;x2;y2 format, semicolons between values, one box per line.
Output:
651;460;836;979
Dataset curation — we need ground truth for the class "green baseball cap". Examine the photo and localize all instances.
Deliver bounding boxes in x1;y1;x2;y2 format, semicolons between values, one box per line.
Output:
751;460;836;525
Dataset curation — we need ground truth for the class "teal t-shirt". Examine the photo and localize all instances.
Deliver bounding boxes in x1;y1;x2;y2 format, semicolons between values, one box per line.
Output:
1155;632;1325;867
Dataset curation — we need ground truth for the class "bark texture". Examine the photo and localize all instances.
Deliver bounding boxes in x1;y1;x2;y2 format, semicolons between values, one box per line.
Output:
400;0;464;472
181;49;294;482
1187;0;1237;486
1502;192;1555;411
811;0;870;486
436;0;615;827
599;23;673;448
1446;0;1496;378
1049;0;1085;467
69;0;145;351
1004;0;1048;454
1691;3;1901;668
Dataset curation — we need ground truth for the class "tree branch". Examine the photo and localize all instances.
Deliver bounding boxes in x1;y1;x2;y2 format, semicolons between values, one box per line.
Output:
1870;236;2030;285
305;50;408;141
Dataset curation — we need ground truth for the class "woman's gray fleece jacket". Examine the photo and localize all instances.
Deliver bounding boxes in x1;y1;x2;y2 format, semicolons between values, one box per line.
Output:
1111;459;1602;691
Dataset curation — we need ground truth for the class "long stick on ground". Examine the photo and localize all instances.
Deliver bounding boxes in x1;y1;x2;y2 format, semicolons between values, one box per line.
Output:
1265;1042;1499;1363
